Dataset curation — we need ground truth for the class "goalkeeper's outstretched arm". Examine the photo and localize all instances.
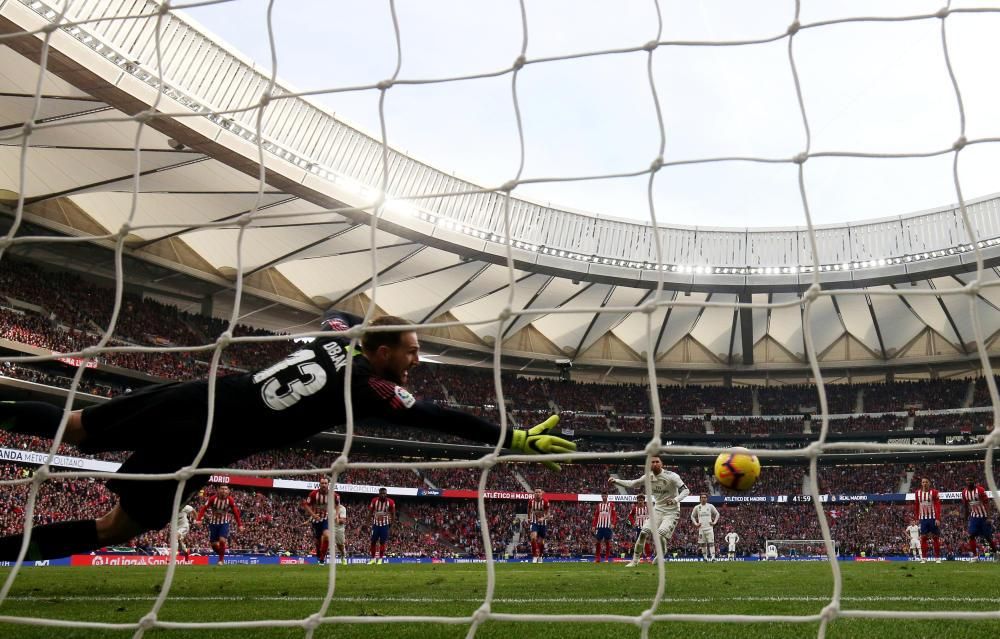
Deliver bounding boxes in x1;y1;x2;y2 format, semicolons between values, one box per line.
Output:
388;404;575;470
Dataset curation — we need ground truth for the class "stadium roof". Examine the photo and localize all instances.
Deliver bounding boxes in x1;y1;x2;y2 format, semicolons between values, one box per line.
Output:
1;0;999;381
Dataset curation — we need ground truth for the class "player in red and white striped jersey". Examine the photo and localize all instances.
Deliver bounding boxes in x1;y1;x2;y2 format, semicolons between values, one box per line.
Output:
368;487;395;564
303;477;331;564
592;491;618;563
627;495;652;562
912;477;942;563
961;477;996;559
195;485;242;565
528;488;550;563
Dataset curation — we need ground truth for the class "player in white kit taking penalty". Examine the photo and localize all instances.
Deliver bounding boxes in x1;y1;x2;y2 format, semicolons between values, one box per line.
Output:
690;494;720;561
724;529;739;560
905;520;922;561
175;504;195;561
609;456;689;568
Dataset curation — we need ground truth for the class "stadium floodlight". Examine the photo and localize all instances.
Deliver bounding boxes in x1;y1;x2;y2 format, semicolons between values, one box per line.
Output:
385;199;419;218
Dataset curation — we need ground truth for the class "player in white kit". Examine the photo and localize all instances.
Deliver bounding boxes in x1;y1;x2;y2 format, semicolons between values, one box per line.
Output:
724;529;740;560
333;492;348;565
175;504;195;561
905;521;922;561
609;456;689;568
690;494;720;561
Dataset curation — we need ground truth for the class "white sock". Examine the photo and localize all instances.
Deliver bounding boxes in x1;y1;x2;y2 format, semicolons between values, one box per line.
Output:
632;536;645;562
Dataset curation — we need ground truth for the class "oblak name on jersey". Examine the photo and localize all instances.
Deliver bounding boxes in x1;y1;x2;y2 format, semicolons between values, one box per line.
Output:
322;341;349;372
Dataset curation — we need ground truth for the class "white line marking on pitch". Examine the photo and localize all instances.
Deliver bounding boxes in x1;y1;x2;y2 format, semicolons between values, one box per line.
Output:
6;595;1000;604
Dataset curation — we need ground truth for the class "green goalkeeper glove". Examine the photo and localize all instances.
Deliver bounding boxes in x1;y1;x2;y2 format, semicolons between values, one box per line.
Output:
510;415;576;471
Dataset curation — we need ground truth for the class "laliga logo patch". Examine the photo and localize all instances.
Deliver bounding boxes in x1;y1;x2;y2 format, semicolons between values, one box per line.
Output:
394;386;416;408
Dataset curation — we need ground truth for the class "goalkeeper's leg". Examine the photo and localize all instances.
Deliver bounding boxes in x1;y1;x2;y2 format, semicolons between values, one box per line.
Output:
0;402;88;443
0;504;144;560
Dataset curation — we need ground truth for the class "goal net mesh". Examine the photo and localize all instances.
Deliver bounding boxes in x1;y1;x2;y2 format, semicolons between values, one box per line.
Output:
766;539;840;559
0;0;998;637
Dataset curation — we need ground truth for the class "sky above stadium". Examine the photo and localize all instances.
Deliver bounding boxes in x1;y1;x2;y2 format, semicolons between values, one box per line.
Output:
186;0;1000;229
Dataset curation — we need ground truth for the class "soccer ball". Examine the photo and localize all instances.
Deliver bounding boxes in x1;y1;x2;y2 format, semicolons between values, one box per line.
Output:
714;448;761;491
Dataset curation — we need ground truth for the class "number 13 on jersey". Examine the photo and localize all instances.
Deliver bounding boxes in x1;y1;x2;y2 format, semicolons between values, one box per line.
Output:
251;349;327;410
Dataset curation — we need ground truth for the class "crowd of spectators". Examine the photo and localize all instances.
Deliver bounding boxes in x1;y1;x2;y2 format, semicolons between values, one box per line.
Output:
913;413;991;433
520;463;622;496
757;384;857;415
6;258;1000;559
714;465;805;496
3;456;998;559
972;376;1000;406
5;419;999;499
0;361;120;398
825;415;906;433
816;464;907;495
421;464;524;492
431;365;755;415
712;418;802;435
0;430;130;463
3;257;998;423
861;378;970;412
0;305;231;381
1;261;293;377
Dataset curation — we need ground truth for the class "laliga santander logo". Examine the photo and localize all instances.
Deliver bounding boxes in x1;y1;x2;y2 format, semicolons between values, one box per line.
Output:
394;386;415;408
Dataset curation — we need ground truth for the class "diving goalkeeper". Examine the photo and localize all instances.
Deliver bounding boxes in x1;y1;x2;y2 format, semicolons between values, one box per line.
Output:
0;313;574;560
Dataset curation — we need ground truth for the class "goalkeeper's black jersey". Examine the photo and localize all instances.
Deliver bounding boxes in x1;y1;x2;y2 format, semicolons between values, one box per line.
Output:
206;330;508;459
83;312;508;465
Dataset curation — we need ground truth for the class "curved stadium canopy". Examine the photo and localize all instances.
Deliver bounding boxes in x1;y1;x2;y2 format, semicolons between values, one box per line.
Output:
1;0;999;382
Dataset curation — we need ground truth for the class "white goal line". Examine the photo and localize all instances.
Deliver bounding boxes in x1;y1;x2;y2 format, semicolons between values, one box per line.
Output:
4;594;1000;604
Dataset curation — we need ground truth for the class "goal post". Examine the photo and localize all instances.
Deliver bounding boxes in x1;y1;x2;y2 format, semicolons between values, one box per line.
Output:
766;539;840;560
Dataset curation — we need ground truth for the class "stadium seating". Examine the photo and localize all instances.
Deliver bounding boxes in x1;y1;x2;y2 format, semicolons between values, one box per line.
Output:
3;258;999;560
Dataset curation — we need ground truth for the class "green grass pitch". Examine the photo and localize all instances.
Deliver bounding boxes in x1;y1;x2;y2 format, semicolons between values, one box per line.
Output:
0;562;998;638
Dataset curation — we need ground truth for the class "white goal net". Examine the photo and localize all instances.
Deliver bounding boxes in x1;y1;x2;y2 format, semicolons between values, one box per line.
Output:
766;539;840;560
0;1;999;638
